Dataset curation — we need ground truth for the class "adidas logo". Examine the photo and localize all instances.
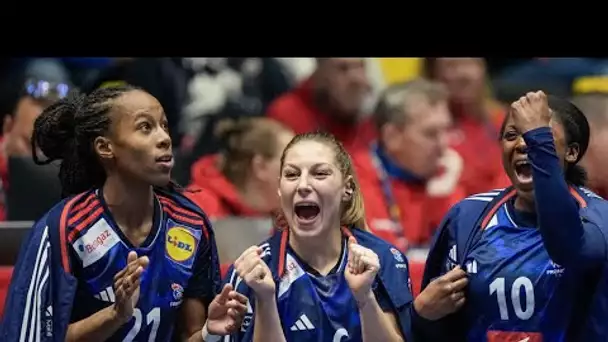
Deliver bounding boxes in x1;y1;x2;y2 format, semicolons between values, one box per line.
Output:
290;314;315;331
93;286;115;302
465;259;478;274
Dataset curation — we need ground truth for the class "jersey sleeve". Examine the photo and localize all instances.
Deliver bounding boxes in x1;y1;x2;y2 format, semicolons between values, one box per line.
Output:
368;246;415;340
1;203;79;342
524;127;607;269
183;219;222;305
372;281;393;312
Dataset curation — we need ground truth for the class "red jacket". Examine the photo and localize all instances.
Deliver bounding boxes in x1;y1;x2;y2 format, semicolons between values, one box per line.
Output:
267;78;376;154
187;154;263;219
449;103;509;196
353;149;465;250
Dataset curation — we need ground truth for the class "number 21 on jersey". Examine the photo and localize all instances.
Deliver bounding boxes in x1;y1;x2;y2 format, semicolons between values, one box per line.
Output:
124;308;161;342
489;276;535;320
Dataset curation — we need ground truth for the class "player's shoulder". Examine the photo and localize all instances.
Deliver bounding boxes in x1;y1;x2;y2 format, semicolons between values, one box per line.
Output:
577;187;608;206
576;187;608;222
60;190;106;243
155;187;213;235
351;227;406;261
451;188;506;215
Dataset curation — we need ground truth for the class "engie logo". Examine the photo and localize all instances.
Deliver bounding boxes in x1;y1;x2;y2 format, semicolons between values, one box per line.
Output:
166;227;196;262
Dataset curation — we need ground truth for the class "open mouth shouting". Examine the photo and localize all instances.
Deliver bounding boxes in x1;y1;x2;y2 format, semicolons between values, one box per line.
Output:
294;201;321;226
513;159;533;186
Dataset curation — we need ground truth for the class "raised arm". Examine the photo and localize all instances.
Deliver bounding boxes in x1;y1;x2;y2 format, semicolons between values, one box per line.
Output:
513;92;606;268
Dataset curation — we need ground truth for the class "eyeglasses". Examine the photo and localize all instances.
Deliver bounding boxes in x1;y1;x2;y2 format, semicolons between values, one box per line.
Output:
24;79;70;100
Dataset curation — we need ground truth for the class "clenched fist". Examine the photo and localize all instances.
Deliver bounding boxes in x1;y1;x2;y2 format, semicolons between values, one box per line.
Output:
510;91;552;134
345;237;380;305
234;246;275;300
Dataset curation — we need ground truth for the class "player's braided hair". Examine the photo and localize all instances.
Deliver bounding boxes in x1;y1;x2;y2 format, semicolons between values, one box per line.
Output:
31;85;182;198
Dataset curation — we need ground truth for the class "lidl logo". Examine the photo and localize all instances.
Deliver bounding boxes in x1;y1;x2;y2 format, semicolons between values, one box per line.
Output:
166;227;196;262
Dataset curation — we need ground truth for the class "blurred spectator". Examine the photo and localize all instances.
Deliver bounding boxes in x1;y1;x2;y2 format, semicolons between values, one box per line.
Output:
81;58;188;145
492;58;608;103
425;58;509;195
353;79;466;251
187;118;294;219
571;76;608;198
275;58;316;83
267;58;376;153
0;76;69;220
182;58;293;156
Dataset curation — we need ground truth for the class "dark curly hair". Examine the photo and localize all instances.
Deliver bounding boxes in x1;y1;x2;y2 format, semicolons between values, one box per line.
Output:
31;85;182;197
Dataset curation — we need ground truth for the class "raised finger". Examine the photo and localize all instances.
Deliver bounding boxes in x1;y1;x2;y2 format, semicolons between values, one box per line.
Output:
114;257;141;282
127;251;138;264
137;256;150;269
216;283;233;305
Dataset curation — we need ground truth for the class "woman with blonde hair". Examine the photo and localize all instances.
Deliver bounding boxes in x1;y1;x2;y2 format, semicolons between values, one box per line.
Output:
201;131;460;342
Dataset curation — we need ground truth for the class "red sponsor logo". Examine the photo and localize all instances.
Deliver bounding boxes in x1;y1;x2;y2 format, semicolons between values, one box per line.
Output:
487;331;543;342
85;230;112;254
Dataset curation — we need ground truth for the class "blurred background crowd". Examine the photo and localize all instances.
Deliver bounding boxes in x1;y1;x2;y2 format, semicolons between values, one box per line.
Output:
2;57;608;310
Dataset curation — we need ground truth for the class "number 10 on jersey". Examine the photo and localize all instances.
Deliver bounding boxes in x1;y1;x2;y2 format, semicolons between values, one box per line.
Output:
489;276;535;320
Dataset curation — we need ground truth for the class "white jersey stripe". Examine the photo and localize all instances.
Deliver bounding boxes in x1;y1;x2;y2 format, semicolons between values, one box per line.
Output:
20;225;49;342
464;197;494;202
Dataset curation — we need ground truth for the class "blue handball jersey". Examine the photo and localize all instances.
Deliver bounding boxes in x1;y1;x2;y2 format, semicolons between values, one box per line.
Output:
462;198;580;342
66;189;219;342
225;238;394;342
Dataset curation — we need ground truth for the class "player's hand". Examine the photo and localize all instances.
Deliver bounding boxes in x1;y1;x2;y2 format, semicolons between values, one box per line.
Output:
206;283;249;335
112;251;150;323
344;237;380;306
234;246;275;300
511;91;552;134
414;265;468;321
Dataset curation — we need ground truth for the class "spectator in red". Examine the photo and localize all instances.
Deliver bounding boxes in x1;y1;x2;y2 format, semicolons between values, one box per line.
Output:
425;58;510;195
267;58;376;153
353;79;466;251
188;118;294;219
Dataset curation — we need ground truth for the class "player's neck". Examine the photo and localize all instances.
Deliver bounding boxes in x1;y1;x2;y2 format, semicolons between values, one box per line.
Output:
514;195;536;213
289;223;343;276
103;175;155;234
238;180;273;213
